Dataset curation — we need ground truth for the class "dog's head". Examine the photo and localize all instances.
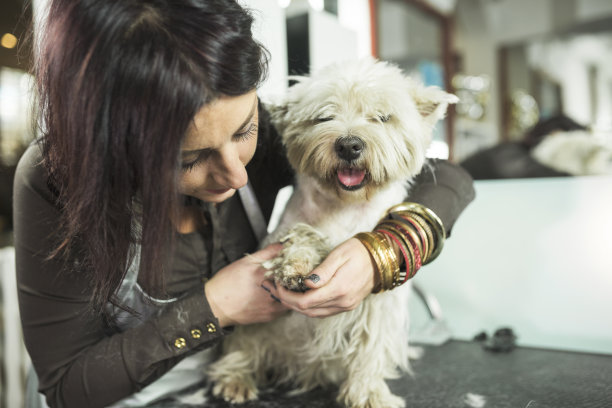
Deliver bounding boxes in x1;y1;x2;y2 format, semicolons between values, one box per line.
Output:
268;57;458;200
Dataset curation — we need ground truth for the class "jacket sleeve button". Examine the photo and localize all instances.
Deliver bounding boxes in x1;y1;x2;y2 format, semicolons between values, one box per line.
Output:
174;337;187;349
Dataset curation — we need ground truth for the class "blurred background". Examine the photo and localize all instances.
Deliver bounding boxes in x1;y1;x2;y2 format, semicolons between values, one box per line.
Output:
0;0;611;407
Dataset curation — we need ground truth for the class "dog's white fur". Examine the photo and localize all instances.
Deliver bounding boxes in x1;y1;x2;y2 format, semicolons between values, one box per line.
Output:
531;130;612;176
207;58;457;408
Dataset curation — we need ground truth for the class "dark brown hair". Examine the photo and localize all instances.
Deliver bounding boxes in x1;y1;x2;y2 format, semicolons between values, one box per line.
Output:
34;0;269;311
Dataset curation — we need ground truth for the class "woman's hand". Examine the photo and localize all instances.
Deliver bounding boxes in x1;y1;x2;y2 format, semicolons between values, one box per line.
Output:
275;238;377;318
204;243;289;327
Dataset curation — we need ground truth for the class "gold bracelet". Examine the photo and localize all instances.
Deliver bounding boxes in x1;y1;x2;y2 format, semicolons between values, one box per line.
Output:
378;219;425;264
355;232;386;292
354;232;399;292
372;231;399;289
386;202;446;263
377;222;421;281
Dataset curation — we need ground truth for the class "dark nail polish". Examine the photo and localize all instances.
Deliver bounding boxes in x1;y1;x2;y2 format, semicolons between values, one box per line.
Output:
307;274;320;283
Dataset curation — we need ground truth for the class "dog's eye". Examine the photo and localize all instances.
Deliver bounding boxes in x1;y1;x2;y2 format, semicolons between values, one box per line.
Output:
379;114;391;123
316;116;334;123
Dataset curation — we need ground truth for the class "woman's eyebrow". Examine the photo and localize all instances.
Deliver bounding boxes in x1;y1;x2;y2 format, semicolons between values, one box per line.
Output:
232;96;258;135
182;96;258;156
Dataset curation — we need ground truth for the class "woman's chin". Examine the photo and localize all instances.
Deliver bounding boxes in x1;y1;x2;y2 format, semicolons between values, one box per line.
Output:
199;188;237;203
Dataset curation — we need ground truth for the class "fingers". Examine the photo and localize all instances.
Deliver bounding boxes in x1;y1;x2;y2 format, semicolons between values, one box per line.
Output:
302;244;350;290
276;284;356;318
250;243;284;262
276;283;334;309
265;238;374;318
302;264;329;290
260;282;282;304
275;282;360;318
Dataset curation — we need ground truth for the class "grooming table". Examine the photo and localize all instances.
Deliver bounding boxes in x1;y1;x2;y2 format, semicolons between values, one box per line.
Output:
162;340;612;407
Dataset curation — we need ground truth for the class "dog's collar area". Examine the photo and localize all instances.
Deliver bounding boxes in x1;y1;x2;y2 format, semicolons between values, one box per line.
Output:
338;182;365;191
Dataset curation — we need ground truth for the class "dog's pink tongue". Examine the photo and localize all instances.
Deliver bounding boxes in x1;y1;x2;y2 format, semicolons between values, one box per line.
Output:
337;168;365;187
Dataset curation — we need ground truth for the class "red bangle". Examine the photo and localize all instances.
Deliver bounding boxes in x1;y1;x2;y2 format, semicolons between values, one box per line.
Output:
396;214;429;260
383;221;422;281
377;229;411;280
376;222;422;283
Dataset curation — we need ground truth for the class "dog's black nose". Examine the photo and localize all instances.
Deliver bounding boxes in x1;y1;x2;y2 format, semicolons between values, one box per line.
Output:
335;136;365;161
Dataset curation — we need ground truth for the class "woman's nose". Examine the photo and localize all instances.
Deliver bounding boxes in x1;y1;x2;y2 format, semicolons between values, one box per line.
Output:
214;146;248;190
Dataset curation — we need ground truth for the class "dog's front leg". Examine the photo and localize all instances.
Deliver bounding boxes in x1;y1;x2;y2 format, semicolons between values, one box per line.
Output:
337;365;406;408
207;329;263;403
263;223;331;291
336;294;411;408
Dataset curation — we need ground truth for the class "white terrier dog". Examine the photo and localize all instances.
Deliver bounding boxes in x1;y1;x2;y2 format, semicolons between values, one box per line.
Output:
208;58;457;408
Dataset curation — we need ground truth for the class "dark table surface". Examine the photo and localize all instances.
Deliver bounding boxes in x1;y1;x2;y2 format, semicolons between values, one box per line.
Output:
158;340;612;408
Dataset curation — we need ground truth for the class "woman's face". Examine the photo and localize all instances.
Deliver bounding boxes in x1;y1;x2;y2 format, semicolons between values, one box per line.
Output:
179;90;258;203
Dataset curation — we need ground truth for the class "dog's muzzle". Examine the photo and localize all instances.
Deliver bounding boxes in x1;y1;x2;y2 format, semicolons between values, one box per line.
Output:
334;136;367;190
335;136;365;162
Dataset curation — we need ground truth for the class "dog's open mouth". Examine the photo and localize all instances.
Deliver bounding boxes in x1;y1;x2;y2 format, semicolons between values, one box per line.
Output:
337;167;367;191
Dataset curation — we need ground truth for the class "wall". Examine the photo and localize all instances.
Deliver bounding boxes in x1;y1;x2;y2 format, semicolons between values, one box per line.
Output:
527;34;612;132
454;0;612;155
412;175;612;355
245;0;289;102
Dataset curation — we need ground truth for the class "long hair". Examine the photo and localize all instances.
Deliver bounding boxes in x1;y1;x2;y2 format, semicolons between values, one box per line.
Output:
34;0;269;312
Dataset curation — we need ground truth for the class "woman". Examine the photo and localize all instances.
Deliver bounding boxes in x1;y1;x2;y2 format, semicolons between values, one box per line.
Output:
13;0;474;407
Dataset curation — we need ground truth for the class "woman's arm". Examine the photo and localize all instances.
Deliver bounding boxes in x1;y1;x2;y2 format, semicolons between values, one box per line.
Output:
14;145;230;407
274;159;475;316
405;159;476;237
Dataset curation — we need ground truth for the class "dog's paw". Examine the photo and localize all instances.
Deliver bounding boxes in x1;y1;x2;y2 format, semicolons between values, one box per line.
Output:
338;383;406;408
264;251;319;291
362;391;406;408
211;377;258;404
263;223;331;291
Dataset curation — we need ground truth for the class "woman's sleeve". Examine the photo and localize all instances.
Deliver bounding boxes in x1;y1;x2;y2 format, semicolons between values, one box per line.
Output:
406;159;476;236
13;146;228;408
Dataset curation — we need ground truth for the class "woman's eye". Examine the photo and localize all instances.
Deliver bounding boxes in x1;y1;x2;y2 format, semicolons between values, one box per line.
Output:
234;122;258;141
181;150;212;172
181;158;201;172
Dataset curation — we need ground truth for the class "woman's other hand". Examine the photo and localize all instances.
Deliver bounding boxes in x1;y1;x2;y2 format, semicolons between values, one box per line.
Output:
275;238;377;318
204;243;289;327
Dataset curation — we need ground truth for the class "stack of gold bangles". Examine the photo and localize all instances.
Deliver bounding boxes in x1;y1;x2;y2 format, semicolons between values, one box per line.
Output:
354;202;446;293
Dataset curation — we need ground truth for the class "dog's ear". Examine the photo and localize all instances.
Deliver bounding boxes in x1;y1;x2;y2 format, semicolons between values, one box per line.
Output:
410;85;459;125
264;76;310;134
265;101;291;134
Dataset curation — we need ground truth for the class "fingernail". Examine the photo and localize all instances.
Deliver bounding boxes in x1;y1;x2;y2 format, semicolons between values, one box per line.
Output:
307;274;320;283
270;294;281;303
260;284;271;293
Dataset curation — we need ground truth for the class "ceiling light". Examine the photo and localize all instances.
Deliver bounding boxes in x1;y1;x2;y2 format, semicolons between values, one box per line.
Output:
1;33;18;49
